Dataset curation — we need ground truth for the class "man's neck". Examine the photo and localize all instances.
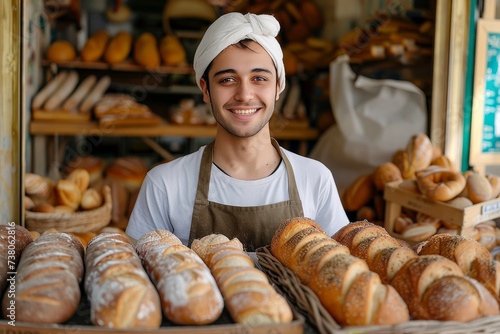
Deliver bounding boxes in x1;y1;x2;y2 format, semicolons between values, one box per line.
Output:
212;133;281;180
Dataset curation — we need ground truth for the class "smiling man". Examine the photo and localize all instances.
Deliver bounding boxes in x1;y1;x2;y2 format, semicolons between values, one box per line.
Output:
126;12;349;251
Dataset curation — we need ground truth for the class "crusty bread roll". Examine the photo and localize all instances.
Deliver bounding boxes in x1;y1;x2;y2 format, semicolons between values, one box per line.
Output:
25;173;55;205
134;32;161;68
464;172;493;204
160;34;187;66
342;174;375;212
418;234;492;275
84;233;162;328
372;162;403;191
66;168;90;194
192;233;293;325
55;179;82;210
415;166;466;202
46;40;76;63
271;218;410;326
80;188;103;210
136;230;224;325
391;254;499;321
66;155;104;185
2;233;84;323
399;133;434;179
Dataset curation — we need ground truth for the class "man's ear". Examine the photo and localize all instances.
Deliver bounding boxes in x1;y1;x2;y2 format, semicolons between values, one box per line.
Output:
200;78;210;103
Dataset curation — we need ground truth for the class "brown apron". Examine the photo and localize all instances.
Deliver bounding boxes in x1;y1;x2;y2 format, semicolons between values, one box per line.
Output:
189;139;304;251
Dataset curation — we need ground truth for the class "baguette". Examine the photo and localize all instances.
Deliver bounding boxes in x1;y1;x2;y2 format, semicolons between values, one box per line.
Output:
2;233;84;323
84;233;162;328
191;233;293;325
0;224;33;293
272;218;410;326
79;75;111;114
43;70;79;111
62;75;97;111
32;71;69;110
136;230;224;325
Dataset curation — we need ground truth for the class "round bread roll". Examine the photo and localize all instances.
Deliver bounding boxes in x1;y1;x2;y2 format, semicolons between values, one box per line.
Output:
66;168;90;194
25;173;55;204
372;162;403;191
55;179;82;210
465;172;493;204
80;188;103;210
46;40;76;62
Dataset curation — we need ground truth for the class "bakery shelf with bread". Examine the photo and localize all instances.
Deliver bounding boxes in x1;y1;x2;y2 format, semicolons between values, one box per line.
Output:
257;218;500;334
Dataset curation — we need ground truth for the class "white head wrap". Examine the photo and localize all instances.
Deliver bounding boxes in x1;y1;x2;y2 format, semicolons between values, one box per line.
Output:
193;12;286;94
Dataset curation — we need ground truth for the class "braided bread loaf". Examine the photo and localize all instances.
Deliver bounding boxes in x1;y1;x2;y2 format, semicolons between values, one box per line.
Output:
271;217;410;326
135;230;224;325
2;232;84;323
191;234;293;325
84;233;162;328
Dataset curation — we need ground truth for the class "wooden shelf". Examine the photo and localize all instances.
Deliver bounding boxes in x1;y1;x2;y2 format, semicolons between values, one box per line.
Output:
29;120;318;140
40;59;195;75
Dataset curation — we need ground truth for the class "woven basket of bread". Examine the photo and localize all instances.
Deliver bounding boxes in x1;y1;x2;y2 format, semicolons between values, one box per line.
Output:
256;246;500;334
25;185;112;233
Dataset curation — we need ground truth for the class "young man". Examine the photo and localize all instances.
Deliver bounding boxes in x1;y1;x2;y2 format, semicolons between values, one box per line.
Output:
126;12;349;251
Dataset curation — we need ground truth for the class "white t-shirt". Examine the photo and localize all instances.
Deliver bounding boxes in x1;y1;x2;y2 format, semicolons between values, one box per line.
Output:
126;145;349;245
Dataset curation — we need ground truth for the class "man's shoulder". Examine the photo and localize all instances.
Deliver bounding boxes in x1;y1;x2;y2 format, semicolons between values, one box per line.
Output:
149;146;205;175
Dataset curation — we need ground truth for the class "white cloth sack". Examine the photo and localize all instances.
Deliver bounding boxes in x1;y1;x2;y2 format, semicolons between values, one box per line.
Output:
310;55;427;195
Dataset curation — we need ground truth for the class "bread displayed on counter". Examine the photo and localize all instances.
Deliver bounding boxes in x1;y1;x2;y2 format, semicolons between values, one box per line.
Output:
191;233;293;325
0;224;33;293
271;217;409;326
84;232;162;328
136;230;224;325
2;232;84;323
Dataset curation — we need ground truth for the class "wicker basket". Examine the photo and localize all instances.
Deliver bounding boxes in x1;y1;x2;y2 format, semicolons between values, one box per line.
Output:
256;246;500;334
25;185;112;233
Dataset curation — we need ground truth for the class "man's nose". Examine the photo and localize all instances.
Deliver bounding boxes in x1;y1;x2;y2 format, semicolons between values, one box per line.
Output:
234;81;254;101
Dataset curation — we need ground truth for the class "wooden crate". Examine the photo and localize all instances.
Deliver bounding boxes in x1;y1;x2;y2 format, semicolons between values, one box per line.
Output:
383;181;500;243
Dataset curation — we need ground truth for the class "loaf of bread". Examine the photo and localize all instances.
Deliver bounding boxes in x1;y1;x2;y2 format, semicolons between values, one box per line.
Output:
84;233;162;328
372;162;403;191
106;156;148;192
104;31;132;64
191;233;293;325
397;133;433;179
81;30;110;62
0;224;33;293
134;32;161;68
24;172;55;205
2;232;84;323
415;166;466;202
271;218;409;326
342;173;375;212
160;34;187;66
136;230;224;325
391;254;499;321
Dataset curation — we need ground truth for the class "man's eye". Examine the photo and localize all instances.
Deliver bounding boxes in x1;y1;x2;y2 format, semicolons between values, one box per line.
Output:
254;76;267;82
219;77;234;83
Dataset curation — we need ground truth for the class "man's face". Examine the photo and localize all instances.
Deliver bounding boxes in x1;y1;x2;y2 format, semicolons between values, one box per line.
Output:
200;41;280;138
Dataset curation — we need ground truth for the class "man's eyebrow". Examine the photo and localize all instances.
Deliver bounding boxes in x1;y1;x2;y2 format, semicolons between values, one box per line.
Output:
213;68;273;77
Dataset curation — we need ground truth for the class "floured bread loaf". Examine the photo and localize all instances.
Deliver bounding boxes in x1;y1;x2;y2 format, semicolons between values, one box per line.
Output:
2;233;84;323
84;233;162;328
192;233;293;325
136;230;224;325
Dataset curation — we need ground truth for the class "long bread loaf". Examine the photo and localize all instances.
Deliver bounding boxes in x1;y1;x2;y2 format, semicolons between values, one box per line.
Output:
271;217;410;326
2;232;84;323
0;224;33;293
191;233;293;325
135;230;224;325
84;232;162;328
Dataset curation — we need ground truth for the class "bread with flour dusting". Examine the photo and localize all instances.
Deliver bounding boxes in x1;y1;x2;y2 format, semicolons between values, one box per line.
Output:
2;232;83;323
135;230;224;325
84;232;162;328
191;233;293;325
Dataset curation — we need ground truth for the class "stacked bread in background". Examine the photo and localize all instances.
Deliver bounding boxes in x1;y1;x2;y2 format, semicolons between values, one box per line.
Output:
342;132;500;248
